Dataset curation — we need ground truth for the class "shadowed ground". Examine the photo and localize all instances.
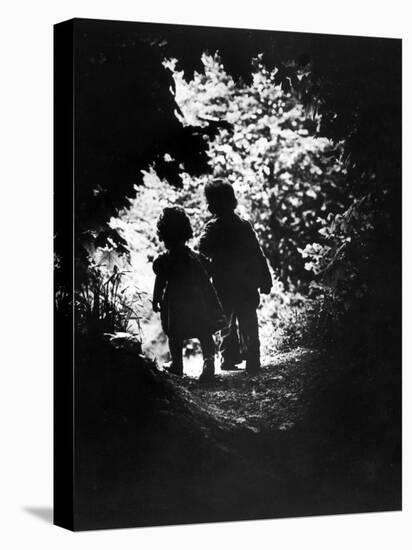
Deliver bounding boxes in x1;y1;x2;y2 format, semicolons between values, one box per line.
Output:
179;348;321;432
73;336;400;531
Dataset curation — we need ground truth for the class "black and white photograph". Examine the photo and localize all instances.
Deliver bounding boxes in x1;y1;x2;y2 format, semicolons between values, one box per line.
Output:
54;17;402;531
1;1;410;547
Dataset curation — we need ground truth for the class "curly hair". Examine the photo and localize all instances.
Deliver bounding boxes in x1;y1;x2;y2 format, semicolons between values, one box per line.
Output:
204;179;237;214
157;206;193;248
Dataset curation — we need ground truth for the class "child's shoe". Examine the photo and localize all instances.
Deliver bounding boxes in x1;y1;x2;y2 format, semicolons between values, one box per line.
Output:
220;359;241;371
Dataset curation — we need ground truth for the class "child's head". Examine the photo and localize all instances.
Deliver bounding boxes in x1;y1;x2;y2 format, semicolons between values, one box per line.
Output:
157;206;193;249
204;179;237;216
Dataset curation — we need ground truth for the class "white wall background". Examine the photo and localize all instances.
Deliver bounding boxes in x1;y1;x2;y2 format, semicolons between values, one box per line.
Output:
0;1;410;548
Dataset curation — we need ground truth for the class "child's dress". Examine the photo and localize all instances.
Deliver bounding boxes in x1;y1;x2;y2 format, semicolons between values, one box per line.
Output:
153;246;226;341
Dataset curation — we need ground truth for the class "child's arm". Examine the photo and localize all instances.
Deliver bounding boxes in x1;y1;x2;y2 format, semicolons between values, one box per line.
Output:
152;274;166;313
246;223;273;294
258;251;273;294
198;221;216;259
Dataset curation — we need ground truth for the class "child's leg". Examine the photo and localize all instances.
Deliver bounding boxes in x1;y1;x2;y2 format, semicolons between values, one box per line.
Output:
167;336;184;375
237;305;260;372
220;309;242;366
199;333;215;362
216;293;241;365
198;333;215;380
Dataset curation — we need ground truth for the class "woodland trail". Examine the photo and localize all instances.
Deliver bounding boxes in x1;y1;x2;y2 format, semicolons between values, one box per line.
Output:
75;336;400;529
172;348;327;434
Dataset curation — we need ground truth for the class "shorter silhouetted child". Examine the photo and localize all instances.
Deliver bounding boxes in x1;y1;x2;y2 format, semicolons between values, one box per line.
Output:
152;206;226;381
199;180;272;374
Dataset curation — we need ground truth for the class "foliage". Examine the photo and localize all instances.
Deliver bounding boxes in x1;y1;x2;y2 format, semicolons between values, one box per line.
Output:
114;57;349;352
301;189;401;360
170;55;349;287
61;21;401;283
65;22;400;360
75;261;142;336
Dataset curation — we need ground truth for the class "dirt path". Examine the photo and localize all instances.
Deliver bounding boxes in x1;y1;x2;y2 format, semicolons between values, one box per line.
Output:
175;348;325;433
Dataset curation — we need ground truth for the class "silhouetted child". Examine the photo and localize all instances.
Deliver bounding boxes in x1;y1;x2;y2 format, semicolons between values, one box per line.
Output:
199;180;272;374
152;207;226;381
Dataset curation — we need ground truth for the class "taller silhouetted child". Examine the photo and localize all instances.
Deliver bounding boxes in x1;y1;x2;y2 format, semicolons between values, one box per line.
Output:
199;180;272;374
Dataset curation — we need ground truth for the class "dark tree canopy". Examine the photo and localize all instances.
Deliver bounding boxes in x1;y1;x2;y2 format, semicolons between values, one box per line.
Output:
70;18;400;254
